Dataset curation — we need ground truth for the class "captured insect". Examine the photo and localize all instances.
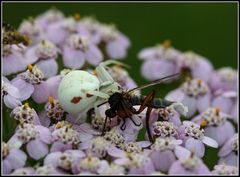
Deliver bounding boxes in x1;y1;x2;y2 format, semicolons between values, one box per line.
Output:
2;22;31;46
100;73;185;143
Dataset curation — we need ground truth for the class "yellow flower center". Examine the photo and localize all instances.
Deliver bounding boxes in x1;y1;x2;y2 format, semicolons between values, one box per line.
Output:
74;13;81;21
48;96;54;104
163;40;171;49
27;64;33;72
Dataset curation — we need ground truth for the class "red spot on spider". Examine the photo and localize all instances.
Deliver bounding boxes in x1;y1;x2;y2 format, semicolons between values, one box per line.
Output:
86;93;93;97
71;96;82;104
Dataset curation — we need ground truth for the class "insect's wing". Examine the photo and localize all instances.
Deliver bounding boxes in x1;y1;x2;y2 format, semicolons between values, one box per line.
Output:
126;73;180;94
118;99;133;118
135;90;155;114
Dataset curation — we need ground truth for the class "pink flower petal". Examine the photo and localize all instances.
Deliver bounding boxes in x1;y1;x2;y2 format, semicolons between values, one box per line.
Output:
185;137;205;158
62;46;85;69
150;150;176;172
3;159;12;174
6;149;27;170
107;146;125;158
6;83;21;99
3;52;27;76
204;122;235;146
11;78;34;101
38;111;51;127
196;93;210;113
44;151;62;167
218;152;238;166
36;125;52;144
4;96;22;109
181;95;197;117
106;39;127;59
165;89;185;102
50;141;72;152
27;139;49;160
192;58;213;83
138;47;156;60
36;59;58;78
24;46;39;64
31;82;50;103
45;75;62;99
212;95;233;114
85;45;103;66
141;59;177;81
174;145;191;159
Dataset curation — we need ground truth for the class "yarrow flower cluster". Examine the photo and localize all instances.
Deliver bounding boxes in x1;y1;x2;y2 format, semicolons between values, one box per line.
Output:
2;8;238;175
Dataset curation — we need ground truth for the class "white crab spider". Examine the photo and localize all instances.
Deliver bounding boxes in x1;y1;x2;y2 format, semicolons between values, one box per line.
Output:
58;60;127;116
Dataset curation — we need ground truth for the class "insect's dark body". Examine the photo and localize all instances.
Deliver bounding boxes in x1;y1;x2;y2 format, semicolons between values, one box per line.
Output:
106;92;173;119
103;92;174;143
101;73;180;143
129;94;174;109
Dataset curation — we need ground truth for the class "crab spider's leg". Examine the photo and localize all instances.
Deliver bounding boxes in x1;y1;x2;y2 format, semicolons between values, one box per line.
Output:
86;90;110;99
95;64;114;82
100;80;114;87
95;60;130;82
74;108;89;124
93;99;108;117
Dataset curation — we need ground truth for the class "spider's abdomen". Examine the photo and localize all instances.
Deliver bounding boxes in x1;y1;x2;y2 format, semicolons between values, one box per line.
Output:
58;70;100;114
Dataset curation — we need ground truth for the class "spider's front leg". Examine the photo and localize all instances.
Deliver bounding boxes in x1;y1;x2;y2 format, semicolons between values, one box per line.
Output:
95;60;130;83
94;60;129;95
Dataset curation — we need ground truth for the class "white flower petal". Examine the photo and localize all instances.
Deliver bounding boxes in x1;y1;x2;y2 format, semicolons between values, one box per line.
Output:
202;136;218;148
171;102;188;116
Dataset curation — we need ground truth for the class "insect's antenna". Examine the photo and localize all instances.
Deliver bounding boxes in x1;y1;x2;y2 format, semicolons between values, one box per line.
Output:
126;73;180;94
101;60;131;69
97;101;108;107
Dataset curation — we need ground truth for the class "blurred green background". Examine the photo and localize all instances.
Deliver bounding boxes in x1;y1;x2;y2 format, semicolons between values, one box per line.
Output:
2;2;238;170
3;3;238;87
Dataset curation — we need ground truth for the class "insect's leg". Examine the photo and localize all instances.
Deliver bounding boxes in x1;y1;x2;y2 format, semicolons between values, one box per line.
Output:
129;116;142;127
134;90;156;114
92;99;107;118
146;106;154;143
101;116;109;136
120;119;126;131
138;90;156;143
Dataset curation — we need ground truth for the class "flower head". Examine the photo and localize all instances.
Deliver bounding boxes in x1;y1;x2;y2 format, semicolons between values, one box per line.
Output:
192;107;235;146
21;64;44;84
169;152;210;175
152;121;177;138
11;103;40;124
166;78;211;117
2;142;27;174
212;164;238;175
139;41;183;80
210;67;237;92
52;124;80;146
218;134;238;166
45;96;65;123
